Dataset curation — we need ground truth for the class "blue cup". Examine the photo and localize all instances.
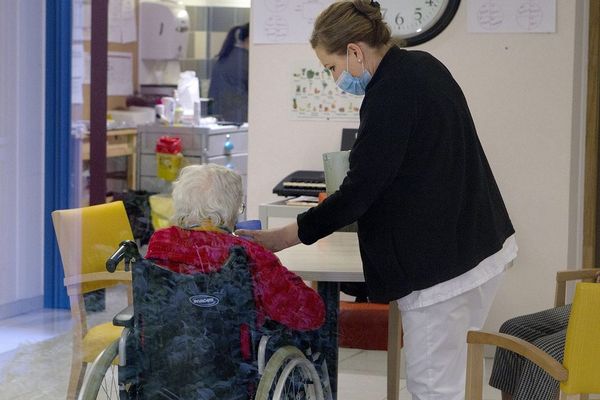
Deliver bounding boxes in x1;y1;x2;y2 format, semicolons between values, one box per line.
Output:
235;219;262;231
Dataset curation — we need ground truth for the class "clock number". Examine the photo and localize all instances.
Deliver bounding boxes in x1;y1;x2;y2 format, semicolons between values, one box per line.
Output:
386;0;460;47
395;13;404;26
415;8;423;23
380;7;388;19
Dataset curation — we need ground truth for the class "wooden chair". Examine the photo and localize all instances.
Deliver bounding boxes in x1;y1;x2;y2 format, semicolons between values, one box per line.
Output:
338;301;391;351
51;201;133;400
466;268;600;400
337;300;403;400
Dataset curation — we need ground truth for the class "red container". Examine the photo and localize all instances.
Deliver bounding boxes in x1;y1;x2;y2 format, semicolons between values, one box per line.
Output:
156;136;183;181
155;136;182;154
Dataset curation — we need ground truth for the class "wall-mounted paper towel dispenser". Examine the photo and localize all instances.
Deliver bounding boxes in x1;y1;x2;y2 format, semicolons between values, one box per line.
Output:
139;1;189;60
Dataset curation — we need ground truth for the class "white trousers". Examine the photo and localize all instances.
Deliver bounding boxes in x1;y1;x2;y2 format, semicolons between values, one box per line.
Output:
400;274;503;400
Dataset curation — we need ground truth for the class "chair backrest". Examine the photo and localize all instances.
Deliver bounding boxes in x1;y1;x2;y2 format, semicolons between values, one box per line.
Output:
554;268;599;307
52;201;134;295
561;282;600;394
148;193;174;230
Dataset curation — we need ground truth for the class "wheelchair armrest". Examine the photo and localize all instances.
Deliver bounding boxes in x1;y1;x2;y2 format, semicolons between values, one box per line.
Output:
113;304;134;328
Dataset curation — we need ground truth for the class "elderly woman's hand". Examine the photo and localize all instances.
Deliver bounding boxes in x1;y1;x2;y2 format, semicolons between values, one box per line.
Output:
235;222;300;252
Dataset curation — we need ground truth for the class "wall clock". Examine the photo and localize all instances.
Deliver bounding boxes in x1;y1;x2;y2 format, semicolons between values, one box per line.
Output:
379;0;461;47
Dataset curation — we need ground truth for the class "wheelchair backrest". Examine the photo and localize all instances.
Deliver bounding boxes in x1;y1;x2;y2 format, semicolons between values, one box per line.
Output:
131;245;257;399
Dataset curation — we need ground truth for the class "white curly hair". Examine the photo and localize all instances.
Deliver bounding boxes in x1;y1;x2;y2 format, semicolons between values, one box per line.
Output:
171;164;243;229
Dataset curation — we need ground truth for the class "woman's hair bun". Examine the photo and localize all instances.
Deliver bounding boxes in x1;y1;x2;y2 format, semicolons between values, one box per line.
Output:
310;0;391;52
353;0;384;22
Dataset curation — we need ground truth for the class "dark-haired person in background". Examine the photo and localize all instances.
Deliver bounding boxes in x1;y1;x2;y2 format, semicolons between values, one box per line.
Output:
208;23;249;124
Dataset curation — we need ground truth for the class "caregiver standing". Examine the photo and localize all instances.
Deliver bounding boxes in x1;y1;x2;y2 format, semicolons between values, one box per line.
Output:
237;1;517;398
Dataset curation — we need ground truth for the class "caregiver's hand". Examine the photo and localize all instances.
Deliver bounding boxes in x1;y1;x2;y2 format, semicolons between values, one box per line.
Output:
235;222;301;252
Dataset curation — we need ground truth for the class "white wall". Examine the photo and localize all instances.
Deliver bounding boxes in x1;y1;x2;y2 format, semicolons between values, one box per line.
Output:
0;0;45;318
247;1;588;330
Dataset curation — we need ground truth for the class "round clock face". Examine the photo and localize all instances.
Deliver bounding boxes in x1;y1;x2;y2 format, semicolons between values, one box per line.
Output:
379;0;461;46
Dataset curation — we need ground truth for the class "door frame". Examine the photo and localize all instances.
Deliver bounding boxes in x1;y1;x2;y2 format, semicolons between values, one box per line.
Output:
583;1;600;267
44;0;72;308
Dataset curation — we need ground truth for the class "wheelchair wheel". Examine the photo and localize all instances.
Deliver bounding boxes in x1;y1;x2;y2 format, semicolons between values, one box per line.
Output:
78;340;120;400
255;345;324;400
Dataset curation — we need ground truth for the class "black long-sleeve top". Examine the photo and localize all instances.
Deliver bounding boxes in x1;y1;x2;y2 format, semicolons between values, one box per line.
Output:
208;47;248;123
297;46;515;303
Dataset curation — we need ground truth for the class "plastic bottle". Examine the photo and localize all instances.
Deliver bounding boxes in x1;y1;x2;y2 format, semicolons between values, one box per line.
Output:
161;97;175;125
193;101;201;126
173;89;184;125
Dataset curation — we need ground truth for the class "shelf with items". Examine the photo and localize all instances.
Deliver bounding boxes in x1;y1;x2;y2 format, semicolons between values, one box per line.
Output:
136;124;248;195
74;128;138;207
81;128;138;189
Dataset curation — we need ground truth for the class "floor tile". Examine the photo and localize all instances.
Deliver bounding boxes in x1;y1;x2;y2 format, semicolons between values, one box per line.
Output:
339;348;388;375
338;370;389;400
339;347;362;363
0;308;72;354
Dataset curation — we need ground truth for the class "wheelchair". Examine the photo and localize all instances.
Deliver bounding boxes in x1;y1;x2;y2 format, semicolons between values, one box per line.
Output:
79;240;332;400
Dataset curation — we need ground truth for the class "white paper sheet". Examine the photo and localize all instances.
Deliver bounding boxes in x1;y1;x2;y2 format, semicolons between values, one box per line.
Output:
72;0;92;41
83;2;92;40
108;0;138;43
83;52;91;85
120;0;137;43
107;52;133;96
72;44;85;104
72;0;84;42
108;0;122;43
253;0;334;44
467;0;556;33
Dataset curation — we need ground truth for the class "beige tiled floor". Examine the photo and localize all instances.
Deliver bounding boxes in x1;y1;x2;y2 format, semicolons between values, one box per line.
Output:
337;347;502;400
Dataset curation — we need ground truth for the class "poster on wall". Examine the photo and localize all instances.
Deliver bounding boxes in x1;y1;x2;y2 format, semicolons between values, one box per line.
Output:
107;52;133;96
73;0;92;41
253;0;334;44
290;62;362;121
467;0;556;33
109;0;137;43
72;44;85;104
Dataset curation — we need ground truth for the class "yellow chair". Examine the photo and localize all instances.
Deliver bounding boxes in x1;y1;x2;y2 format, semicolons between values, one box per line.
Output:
148;193;174;229
51;201;133;400
466;269;600;400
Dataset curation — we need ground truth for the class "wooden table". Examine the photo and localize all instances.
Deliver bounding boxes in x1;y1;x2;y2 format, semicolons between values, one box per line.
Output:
277;232;403;400
82;128;137;189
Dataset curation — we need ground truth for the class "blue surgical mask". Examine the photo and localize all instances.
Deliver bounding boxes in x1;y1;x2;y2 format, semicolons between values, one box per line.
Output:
335;49;371;96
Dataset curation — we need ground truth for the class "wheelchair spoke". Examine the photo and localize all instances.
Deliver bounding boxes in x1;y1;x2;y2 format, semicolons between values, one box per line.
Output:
98;365;119;399
79;340;121;400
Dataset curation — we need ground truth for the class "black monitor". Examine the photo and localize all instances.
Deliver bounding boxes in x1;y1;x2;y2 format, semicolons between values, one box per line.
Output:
341;128;359;151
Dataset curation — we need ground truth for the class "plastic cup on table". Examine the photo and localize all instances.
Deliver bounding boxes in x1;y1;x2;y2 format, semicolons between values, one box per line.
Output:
235;219;262;232
235;220;262;241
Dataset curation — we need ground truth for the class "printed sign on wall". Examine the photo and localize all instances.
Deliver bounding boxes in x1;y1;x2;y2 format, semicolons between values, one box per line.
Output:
290;62;362;121
254;0;334;44
468;0;556;33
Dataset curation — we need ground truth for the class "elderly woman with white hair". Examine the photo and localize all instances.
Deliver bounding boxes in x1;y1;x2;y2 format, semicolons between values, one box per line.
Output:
145;164;325;331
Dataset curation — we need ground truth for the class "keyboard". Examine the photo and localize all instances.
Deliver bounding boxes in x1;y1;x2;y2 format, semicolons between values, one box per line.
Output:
273;170;326;197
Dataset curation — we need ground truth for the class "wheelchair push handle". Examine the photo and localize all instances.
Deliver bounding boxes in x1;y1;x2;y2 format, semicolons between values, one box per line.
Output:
106;240;140;272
